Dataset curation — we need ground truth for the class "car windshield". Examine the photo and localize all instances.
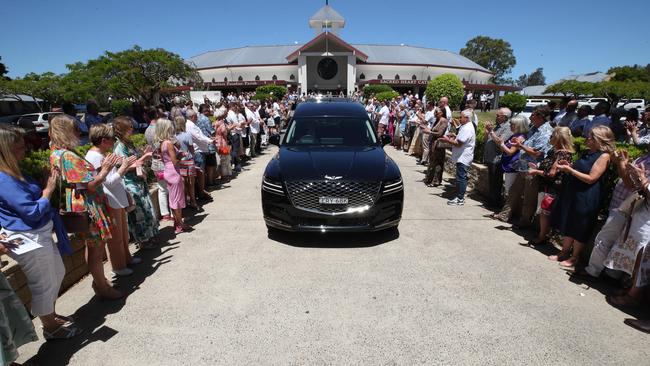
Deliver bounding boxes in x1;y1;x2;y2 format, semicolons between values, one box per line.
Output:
284;117;378;147
524;106;535;112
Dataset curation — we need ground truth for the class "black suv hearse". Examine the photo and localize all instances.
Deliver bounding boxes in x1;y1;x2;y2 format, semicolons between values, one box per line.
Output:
261;98;403;232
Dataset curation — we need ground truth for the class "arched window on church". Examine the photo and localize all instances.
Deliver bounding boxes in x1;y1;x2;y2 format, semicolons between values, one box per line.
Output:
238;76;243;81
211;78;215;83
272;75;278;81
289;74;295;80
255;75;260;81
359;73;365;80
426;76;431;81
224;77;228;82
394;74;400;80
377;74;383;80
411;75;417;80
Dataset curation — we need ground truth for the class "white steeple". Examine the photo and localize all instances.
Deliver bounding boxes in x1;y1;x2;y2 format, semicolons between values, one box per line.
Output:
309;0;345;35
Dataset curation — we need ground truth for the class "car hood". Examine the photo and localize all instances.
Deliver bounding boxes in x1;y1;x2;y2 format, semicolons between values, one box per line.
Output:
278;146;387;181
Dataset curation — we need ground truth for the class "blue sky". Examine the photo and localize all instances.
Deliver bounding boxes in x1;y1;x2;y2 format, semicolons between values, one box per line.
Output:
3;0;650;83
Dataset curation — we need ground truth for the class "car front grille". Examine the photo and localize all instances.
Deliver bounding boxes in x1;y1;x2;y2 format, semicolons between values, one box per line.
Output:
285;180;381;214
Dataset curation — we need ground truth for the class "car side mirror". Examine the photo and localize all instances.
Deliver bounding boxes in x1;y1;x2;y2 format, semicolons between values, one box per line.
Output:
381;134;392;146
269;134;281;146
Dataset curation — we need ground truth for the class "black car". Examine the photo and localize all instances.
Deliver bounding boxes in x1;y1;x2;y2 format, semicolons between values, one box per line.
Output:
261;99;403;232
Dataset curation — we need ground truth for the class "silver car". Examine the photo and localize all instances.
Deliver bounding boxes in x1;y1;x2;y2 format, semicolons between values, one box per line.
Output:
16;112;62;133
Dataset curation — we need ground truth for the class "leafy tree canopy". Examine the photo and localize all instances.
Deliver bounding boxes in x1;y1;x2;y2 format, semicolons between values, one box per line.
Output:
608;64;650;82
0;46;202;107
516;68;546;87
460;36;516;84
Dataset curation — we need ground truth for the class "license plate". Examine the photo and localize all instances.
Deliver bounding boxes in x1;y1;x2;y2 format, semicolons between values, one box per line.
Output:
319;197;348;205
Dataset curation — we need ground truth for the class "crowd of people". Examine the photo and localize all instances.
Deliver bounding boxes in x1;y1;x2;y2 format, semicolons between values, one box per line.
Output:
1;89;650;363
367;92;650;333
0;93;298;361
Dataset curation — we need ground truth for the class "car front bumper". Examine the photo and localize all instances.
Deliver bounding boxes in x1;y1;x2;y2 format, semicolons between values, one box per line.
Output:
262;189;403;232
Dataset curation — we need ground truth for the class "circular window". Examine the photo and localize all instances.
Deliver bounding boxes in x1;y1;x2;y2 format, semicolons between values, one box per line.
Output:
317;58;338;80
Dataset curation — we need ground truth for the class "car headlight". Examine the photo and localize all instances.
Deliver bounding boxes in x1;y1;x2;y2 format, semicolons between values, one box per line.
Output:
262;176;285;196
382;178;403;195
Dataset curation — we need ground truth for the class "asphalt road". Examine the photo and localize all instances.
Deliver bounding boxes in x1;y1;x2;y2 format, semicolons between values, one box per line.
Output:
18;145;648;365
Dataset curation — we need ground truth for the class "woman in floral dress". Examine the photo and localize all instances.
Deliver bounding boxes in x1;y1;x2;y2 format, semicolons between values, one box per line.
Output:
48;115;123;299
112;117;159;249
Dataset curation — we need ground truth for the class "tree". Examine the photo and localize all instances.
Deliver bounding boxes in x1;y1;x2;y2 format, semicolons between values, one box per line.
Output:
95;46;202;105
0;56;9;81
0;46;202;108
516;67;545;87
425;74;465;110
591;80;650;107
544;80;595;97
460;36;516;84
608;64;650;82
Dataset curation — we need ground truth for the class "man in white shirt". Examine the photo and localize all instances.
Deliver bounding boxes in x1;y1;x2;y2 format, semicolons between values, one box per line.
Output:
439;109;476;206
479;93;488;112
186;110;213;200
378;101;390;135
245;102;260;158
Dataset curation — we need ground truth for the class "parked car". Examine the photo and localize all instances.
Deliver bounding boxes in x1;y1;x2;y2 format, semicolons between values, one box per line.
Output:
262;98;403;233
11;113;58;151
578;98;608;109
520;105;535;120
16;112;62;134
525;99;550;107
617;99;646;112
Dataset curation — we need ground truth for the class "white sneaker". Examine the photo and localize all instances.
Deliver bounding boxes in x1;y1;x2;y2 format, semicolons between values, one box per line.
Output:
112;268;134;277
129;257;142;265
447;197;465;206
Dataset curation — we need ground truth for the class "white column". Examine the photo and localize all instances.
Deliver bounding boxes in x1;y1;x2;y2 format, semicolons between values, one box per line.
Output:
298;55;307;95
347;54;356;96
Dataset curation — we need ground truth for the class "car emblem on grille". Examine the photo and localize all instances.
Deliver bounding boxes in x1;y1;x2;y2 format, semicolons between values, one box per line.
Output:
324;175;343;180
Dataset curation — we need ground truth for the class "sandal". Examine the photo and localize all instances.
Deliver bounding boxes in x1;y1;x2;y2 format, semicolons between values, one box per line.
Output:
43;324;81;341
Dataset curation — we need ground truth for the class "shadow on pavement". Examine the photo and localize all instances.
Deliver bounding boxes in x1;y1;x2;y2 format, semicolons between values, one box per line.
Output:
23;229;178;366
269;227;399;248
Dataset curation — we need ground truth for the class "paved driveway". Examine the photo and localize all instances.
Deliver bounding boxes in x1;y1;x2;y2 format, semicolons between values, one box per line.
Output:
18;145;648;365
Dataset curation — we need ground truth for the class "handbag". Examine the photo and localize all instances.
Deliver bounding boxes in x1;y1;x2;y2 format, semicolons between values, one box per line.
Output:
540;193;555;211
218;144;231;155
57;151;90;234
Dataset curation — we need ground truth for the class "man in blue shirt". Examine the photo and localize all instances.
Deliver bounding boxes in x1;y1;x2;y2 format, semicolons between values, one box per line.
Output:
84;101;103;130
583;101;611;137
62;102;88;145
197;104;217;186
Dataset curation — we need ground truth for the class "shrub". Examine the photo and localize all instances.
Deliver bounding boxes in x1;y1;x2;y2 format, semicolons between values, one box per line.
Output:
499;93;527;113
425;74;464;110
474;120;487;162
110;99;133;116
255;85;287;100
130;133;148;148
363;84;394;97
375;90;399;102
